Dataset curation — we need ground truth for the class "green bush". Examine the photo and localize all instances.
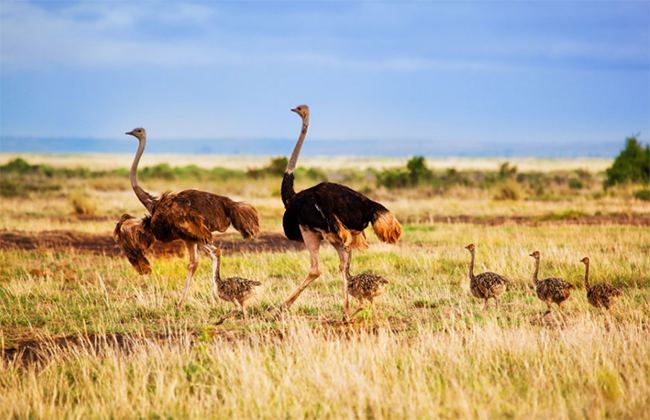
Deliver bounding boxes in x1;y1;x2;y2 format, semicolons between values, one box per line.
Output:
604;136;650;187
498;162;517;179
634;189;650;201
1;157;34;173
568;178;583;190
377;156;432;189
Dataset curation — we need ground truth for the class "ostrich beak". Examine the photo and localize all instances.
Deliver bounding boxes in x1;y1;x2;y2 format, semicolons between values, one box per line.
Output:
125;130;134;136
291;108;298;113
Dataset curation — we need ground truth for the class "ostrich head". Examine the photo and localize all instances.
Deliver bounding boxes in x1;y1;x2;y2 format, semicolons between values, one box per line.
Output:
580;257;590;265
125;127;146;141
291;105;309;119
464;243;475;252
529;250;540;259
112;213;155;275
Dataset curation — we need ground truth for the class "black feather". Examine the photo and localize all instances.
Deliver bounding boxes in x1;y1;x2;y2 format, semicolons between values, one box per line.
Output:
282;182;387;242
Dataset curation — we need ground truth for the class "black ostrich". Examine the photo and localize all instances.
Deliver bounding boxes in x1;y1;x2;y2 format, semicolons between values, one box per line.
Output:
276;105;402;320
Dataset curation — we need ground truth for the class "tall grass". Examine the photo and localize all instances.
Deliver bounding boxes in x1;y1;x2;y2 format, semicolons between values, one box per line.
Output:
1;156;649;419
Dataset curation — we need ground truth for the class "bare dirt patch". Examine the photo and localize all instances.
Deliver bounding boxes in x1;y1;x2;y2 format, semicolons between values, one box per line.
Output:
1;213;647;256
0;230;304;256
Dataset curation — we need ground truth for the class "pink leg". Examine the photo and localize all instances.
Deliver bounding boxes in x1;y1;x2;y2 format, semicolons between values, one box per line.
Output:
177;242;199;308
276;226;322;315
333;244;352;320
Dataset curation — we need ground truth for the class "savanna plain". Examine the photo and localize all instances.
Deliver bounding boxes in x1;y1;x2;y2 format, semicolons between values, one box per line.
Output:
1;153;649;419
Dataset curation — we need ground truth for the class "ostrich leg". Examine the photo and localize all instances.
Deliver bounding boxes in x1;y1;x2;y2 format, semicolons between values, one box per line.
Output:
202;244;221;296
334;244;352;321
276;226;322;316
177;242;199;308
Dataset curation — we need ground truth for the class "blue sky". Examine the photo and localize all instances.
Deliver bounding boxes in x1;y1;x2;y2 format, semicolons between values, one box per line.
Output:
1;1;648;156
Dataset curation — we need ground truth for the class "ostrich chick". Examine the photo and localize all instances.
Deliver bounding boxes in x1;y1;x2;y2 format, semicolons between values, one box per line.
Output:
464;244;510;311
346;257;389;321
529;250;574;315
214;249;262;324
581;257;622;311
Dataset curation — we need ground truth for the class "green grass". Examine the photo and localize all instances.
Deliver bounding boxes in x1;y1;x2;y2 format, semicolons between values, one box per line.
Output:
1;156;649;419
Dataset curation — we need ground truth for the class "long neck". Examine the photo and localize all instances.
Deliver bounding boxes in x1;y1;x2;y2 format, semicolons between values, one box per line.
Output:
468;250;475;280
281;114;309;206
130;136;156;213
584;262;590;289
216;253;222;283
532;258;540;284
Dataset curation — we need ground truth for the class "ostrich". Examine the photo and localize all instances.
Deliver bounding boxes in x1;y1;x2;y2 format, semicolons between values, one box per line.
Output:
113;127;260;308
464;244;509;311
276;105;402;320
529;250;574;315
346;254;389;322
581;257;622;311
213;248;262;324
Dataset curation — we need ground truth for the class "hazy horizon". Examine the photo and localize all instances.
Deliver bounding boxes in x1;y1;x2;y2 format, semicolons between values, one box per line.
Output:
0;134;633;158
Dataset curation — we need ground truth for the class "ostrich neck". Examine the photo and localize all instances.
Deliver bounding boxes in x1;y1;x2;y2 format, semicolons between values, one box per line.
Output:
130;137;156;213
286;115;309;175
468;251;475;280
584;263;590;289
215;253;223;284
532;258;540;284
281;114;309;206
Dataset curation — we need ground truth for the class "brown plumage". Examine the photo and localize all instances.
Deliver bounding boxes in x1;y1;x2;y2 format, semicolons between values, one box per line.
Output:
112;214;155;275
113;127;260;308
529;250;574;315
581;257;622;311
214;249;262;323
346;257;389;321
464;244;509;311
276;105;401;321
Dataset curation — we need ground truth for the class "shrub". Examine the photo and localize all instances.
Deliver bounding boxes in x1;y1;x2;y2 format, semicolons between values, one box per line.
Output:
70;193;98;216
406;156;433;185
493;180;522;201
498;162;517;179
568;178;583;190
634;189;650;201
604;136;650;187
1;157;33;173
0;180;26;197
377;156;432;189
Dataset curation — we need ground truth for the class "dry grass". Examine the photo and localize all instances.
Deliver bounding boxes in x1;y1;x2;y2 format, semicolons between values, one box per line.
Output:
0;153;613;172
1;155;649;419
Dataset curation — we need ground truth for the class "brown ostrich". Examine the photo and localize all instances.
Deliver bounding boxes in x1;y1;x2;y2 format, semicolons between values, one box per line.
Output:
213;249;262;324
464;244;509;311
581;257;622;311
529;250;574;315
346;254;389;322
276;105;401;320
113;127;260;308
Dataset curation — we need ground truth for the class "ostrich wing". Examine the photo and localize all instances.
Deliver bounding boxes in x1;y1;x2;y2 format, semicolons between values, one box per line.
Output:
150;191;232;244
283;182;385;242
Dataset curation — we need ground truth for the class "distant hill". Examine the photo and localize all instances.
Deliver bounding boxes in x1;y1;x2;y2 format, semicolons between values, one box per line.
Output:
0;136;621;158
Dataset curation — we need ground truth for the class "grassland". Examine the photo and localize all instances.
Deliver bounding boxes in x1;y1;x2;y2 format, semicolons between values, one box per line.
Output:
1;154;649;419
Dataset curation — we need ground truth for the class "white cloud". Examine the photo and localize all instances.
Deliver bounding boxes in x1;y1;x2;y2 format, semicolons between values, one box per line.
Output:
1;1;646;73
0;1;223;69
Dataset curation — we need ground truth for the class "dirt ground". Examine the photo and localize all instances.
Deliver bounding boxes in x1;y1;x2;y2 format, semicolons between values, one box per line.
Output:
1;213;647;257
